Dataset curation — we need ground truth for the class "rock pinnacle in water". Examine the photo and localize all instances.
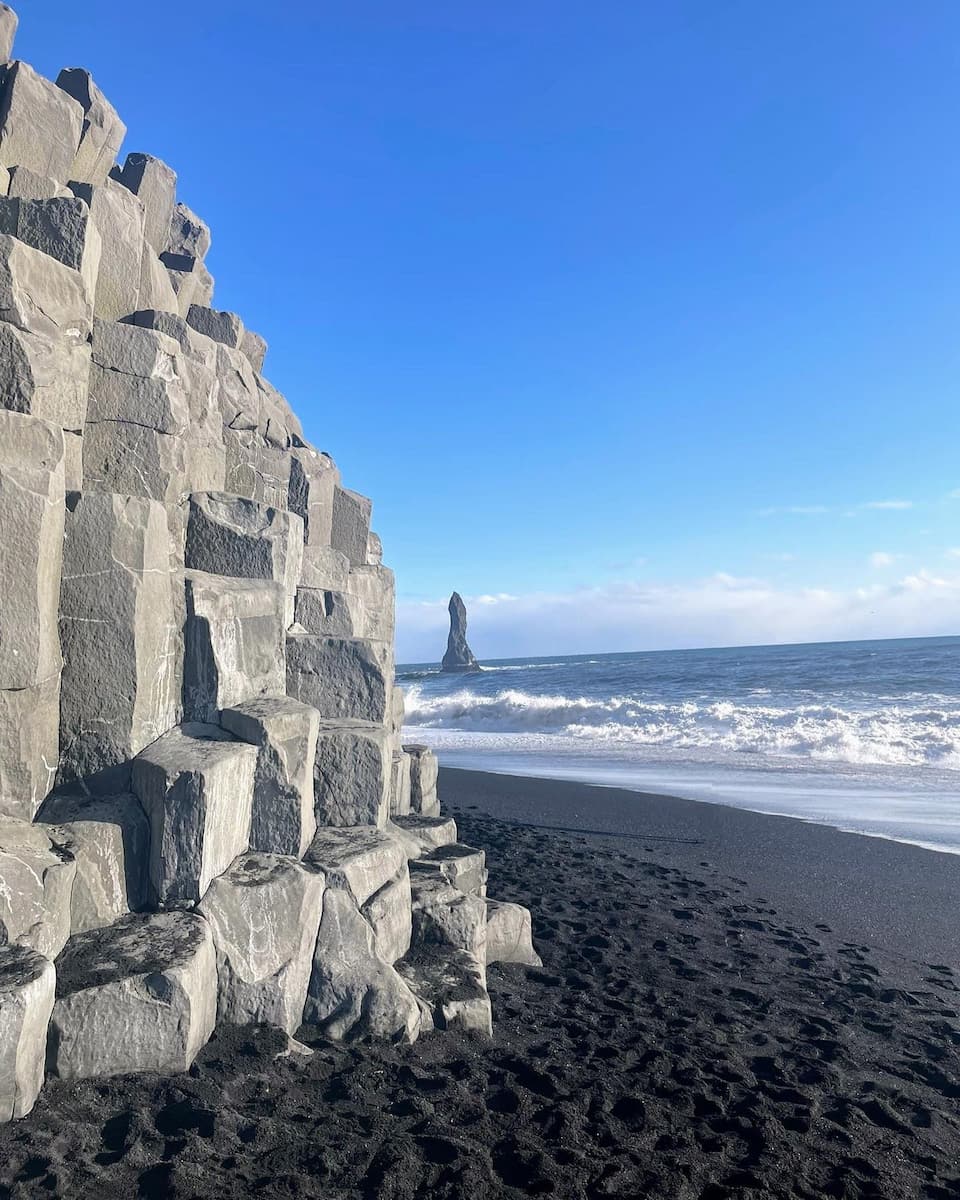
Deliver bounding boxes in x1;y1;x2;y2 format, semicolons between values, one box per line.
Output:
441;592;481;672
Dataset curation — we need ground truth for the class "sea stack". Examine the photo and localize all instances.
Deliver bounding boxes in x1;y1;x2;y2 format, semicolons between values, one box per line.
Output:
441;592;482;673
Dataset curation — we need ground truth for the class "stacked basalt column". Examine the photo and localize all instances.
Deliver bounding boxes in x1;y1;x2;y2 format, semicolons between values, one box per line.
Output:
0;4;540;1124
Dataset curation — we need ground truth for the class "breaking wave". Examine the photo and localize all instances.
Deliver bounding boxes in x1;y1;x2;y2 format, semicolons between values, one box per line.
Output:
403;685;960;769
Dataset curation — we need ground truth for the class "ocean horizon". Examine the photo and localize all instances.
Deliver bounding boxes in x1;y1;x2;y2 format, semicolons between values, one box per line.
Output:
399;633;960;855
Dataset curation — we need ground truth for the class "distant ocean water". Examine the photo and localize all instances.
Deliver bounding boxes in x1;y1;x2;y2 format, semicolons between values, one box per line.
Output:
398;636;960;854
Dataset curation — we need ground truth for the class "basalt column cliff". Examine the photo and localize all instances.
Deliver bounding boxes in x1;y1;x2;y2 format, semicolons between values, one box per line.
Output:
0;6;538;1122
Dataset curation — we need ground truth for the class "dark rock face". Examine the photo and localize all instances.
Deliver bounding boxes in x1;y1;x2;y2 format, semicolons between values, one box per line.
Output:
441;592;481;673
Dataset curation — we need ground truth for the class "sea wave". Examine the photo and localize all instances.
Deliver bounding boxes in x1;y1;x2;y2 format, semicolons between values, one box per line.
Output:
402;685;960;769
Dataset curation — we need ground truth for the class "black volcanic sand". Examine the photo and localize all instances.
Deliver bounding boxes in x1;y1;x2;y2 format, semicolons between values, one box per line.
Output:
3;773;960;1198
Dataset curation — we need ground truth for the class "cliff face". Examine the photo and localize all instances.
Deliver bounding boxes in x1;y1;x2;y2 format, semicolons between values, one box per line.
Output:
0;5;538;1121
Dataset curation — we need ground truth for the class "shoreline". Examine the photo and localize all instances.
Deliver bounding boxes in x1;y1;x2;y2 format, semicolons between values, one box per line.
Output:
440;765;960;967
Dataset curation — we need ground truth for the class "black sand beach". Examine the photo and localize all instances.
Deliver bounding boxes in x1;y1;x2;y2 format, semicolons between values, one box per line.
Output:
3;767;960;1199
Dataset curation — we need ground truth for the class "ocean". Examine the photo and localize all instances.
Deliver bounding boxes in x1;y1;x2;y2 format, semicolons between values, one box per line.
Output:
398;635;960;854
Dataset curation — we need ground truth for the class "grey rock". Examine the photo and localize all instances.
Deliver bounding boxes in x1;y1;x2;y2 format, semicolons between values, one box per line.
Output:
58;492;178;791
56;68;126;187
114;152;175;255
404;744;440;817
7;165;63;199
62;429;82;489
138;241;178;314
0;323;89;433
397;948;492;1037
441;591;481;672
48;911;217;1080
303;824;406;907
288;445;338;550
0;674;60;821
0;817;75;958
299;544;350;592
185;492;303;627
286;632;389;724
330;486;372;567
410;843;486;897
40;792;150;934
165;201;210;262
183;571;286;722
409;874;486;960
82;418;186;505
88;319;190;434
312;721;391;828
486;899;541;967
241;328;266;373
346;564;395;644
361;865;412;964
303;885;422;1043
199;853;324;1034
293;587;361;638
366;531;383;566
0;411;65;691
0;61;83;181
389;685;405;734
220;697;319;858
0;231;92;338
0;195;102;299
389;750;411;818
70;178;144;320
0;944;54;1123
0;6;16;62
393;814;459;855
187;304;243;349
132;723;256;908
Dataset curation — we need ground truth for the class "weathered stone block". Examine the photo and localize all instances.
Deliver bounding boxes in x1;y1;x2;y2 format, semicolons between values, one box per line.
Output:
397;949;491;1037
139;241;178;314
331;486;372;567
361;866;412;964
300;544;350;591
293;587;359;638
404;744;440;817
220;696;319;858
409;875;487;960
58;492;178;790
366;531;382;566
185;492;303;627
303;885;422;1043
0;231;92;337
0;323;90;430
199;853;324;1034
304;825;406;907
394;814;458;855
241;328;266;373
288;444;338;549
486;900;541;967
390;750;411;817
70;178;144;320
286;632;389;724
187;303;243;348
346;565;395;643
0;6;16;63
183;571;286;722
56;68;126;188
132;723;256;908
312;721;391;828
0;410;65;690
0;195;102;300
114;152;175;254
165;201;210;262
40;792;150;934
411;843;486;897
48;911;217;1080
7;165;62;200
82;418;186;505
0;674;60;822
0;818;75;959
88;319;189;434
0;944;54;1123
0;61;83;181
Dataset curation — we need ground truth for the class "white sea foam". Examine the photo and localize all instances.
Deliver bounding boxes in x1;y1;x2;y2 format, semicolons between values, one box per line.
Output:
403;685;960;769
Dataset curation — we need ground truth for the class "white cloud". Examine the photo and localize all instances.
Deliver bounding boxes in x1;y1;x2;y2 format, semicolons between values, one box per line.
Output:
869;551;897;568
945;548;960;560
860;499;913;511
396;569;960;662
757;505;830;516
947;490;960;500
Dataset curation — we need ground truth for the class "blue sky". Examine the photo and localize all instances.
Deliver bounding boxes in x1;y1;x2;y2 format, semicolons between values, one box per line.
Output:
22;2;960;661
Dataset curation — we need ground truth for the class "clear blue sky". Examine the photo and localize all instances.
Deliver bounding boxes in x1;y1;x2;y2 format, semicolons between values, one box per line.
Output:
21;2;960;660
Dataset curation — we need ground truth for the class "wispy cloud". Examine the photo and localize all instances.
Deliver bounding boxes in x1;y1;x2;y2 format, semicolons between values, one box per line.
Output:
396;569;960;661
869;551;898;568
945;548;960;560
757;505;830;516
758;498;914;517
860;499;913;511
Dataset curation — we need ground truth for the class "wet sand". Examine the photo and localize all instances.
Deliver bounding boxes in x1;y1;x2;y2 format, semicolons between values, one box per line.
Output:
1;767;959;1198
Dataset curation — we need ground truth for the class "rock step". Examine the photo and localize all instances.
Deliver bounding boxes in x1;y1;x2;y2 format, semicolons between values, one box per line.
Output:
409;842;486;897
486;899;542;967
396;948;492;1037
393;813;458;855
